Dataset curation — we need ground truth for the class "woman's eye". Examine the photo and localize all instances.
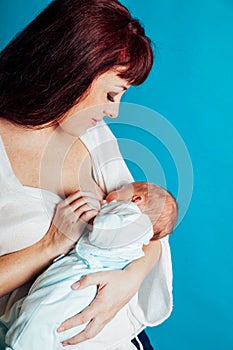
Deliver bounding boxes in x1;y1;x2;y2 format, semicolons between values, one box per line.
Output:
107;93;115;102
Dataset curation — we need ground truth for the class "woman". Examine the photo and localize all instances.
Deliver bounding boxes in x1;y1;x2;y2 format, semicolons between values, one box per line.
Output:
0;0;172;349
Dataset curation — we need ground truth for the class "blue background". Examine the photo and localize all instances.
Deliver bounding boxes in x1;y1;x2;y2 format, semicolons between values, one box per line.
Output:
1;1;232;349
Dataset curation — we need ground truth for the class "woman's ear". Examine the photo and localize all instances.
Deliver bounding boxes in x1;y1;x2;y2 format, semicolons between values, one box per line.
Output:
131;195;143;204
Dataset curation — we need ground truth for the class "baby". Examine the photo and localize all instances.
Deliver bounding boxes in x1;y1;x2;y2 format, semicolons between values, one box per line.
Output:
2;182;177;350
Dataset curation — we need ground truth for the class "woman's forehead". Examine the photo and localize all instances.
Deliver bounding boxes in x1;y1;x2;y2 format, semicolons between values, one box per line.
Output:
95;69;130;89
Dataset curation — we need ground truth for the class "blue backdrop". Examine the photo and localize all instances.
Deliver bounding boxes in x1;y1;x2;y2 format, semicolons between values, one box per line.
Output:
1;1;232;349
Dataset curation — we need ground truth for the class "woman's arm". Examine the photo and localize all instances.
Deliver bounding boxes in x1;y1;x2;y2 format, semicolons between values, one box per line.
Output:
0;228;64;297
124;239;161;281
0;190;101;297
57;240;161;346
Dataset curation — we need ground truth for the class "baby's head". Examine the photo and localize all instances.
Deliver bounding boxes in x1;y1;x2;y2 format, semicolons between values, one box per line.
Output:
106;182;178;240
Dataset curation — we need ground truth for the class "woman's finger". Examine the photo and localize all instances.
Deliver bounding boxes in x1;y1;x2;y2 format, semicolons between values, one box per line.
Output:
70;197;100;213
62;208;99;242
57;304;94;332
79;209;99;224
65;190;102;205
73;203;99;221
61;318;105;346
58;270;133;345
58;274;107;331
71;272;105;290
64;198;98;215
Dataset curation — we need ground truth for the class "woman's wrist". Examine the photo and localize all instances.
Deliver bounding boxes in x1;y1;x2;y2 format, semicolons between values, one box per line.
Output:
40;223;75;262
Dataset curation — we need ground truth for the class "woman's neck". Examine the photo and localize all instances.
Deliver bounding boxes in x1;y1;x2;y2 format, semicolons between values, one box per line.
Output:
0;118;60;148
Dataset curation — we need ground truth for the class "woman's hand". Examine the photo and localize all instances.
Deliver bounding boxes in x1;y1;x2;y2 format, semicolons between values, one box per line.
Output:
57;269;141;346
57;240;161;346
0;191;101;297
44;190;101;255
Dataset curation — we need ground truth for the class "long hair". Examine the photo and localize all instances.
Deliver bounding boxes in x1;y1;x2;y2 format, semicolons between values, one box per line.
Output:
0;0;154;128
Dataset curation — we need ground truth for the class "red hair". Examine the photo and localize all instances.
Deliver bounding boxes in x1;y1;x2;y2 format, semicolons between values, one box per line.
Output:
0;0;154;128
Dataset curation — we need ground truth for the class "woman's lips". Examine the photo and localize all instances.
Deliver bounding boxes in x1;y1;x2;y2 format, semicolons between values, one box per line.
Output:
91;118;100;126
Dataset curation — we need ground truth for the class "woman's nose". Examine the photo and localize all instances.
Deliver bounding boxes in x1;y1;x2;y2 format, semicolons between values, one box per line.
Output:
106;112;117;118
103;103;120;119
103;110;118;119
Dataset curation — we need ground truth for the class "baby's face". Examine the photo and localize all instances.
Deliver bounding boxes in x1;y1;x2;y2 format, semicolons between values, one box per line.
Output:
105;183;134;203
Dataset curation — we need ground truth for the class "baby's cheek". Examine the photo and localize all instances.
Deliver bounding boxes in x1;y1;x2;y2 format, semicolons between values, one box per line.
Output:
105;191;118;202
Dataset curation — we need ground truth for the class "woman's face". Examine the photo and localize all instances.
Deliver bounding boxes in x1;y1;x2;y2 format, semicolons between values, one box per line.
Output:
59;69;130;137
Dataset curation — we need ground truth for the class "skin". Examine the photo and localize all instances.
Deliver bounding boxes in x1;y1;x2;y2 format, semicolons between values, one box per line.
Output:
0;68;161;345
59;69;129;137
105;182;145;210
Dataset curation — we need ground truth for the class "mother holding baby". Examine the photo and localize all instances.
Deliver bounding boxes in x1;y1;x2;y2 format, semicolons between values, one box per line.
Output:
0;1;173;349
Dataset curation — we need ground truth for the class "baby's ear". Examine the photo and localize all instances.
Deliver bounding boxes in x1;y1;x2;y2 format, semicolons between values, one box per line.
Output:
131;195;143;204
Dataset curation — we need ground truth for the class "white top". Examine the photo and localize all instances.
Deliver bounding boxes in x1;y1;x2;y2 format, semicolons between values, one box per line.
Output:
0;120;173;326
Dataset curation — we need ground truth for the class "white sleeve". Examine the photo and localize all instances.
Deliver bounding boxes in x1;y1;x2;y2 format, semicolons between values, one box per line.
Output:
80;121;173;326
133;235;173;326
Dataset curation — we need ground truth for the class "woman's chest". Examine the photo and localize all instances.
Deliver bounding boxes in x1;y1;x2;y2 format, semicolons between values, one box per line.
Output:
2;136;101;198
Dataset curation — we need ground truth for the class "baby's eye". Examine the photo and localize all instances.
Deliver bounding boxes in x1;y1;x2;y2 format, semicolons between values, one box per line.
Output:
107;93;115;102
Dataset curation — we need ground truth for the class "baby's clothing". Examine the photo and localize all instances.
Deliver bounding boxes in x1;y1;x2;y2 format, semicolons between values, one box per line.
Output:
2;201;153;350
